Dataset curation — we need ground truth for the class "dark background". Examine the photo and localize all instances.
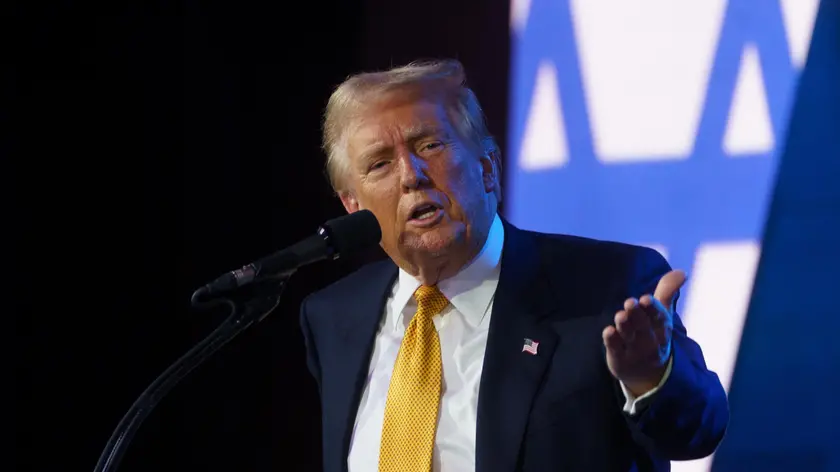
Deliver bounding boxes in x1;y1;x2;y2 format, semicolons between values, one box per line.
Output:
19;0;508;470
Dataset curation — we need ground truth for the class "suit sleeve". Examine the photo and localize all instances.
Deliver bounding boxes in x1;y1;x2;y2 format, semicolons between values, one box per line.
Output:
299;295;322;391
619;247;730;460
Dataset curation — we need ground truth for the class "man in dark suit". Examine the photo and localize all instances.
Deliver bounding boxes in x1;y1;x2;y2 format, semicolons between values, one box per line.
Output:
300;59;729;472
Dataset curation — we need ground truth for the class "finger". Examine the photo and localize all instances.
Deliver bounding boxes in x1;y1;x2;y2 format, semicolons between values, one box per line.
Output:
602;325;625;353
623;298;652;333
639;294;668;322
614;309;635;344
639;294;671;346
653;270;688;309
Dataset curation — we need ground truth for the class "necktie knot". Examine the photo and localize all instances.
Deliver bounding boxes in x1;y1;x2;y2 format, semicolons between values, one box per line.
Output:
413;285;449;319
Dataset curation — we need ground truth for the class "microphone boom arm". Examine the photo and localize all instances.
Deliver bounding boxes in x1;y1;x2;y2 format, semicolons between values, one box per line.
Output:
92;279;287;472
92;209;382;472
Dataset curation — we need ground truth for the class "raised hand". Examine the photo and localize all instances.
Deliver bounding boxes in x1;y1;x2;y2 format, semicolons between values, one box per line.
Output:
602;270;687;396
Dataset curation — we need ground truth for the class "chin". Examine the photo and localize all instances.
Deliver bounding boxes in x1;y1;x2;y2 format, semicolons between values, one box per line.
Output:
411;224;464;256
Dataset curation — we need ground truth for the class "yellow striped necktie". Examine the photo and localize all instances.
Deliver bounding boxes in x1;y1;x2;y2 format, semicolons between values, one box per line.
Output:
378;285;449;472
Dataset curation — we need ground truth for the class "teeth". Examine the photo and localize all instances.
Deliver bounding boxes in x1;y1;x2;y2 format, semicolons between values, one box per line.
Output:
416;210;436;220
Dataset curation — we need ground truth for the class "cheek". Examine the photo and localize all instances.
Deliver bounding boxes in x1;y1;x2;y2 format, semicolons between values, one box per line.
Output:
357;182;401;221
437;157;484;208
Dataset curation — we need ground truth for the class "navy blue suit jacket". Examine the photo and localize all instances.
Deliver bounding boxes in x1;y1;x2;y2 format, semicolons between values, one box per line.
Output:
300;220;729;472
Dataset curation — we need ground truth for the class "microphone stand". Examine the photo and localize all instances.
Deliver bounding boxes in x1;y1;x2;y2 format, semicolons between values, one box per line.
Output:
92;276;289;472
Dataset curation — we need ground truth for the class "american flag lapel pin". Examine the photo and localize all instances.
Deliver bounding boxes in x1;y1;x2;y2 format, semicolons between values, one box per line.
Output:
522;338;539;355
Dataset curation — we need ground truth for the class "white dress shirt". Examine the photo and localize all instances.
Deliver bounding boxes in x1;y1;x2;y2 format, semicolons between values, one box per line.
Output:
347;213;671;471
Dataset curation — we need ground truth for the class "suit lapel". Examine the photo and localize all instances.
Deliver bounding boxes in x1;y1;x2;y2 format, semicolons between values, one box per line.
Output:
329;261;398;472
476;222;562;472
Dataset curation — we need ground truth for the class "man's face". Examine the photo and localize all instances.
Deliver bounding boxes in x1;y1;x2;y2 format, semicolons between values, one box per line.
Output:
339;94;498;274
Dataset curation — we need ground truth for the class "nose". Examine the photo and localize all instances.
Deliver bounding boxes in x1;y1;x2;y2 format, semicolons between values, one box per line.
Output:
398;151;430;191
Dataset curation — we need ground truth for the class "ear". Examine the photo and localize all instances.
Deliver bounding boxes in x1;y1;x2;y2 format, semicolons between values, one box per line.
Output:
339;191;360;213
480;150;502;198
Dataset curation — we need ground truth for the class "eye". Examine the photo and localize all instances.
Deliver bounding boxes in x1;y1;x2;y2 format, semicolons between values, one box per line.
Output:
369;160;390;171
419;141;445;153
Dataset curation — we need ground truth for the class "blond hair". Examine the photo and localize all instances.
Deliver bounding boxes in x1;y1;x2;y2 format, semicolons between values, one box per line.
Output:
322;59;499;193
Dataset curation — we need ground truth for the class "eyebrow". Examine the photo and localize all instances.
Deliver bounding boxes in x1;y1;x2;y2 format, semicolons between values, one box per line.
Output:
404;124;446;142
358;125;448;162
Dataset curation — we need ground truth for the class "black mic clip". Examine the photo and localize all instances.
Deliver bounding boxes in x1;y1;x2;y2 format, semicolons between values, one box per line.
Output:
189;263;280;309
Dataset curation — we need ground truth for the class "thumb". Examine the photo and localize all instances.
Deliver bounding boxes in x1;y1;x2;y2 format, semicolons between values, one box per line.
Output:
653;269;687;309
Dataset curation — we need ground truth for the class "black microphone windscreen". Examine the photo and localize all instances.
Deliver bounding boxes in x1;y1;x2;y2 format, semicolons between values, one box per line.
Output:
321;210;382;256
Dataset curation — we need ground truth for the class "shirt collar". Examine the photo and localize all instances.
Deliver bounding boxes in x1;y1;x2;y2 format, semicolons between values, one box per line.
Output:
390;213;504;329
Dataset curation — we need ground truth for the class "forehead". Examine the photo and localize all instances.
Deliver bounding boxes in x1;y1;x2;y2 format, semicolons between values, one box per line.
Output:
345;98;451;153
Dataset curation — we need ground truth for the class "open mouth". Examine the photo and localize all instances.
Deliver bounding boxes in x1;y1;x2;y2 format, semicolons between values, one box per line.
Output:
408;203;443;226
410;203;439;220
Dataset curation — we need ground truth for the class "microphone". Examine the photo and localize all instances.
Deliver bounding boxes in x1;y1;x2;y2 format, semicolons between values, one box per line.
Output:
94;211;380;472
194;209;381;300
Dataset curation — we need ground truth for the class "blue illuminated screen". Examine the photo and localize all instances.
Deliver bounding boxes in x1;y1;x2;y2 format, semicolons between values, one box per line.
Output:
505;1;818;469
